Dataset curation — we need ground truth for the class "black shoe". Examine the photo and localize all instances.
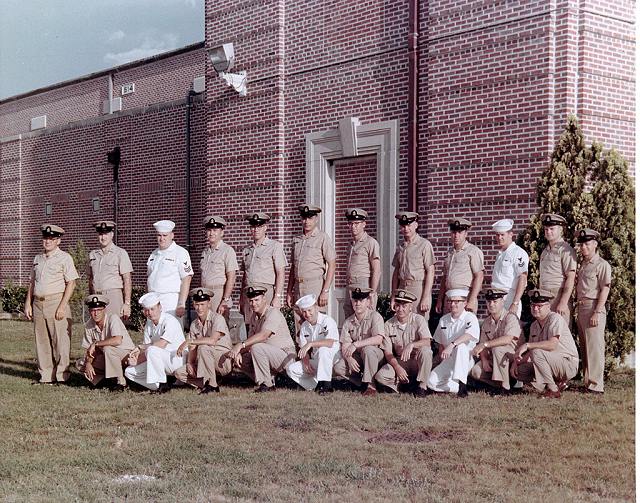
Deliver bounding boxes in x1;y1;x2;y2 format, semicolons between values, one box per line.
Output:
315;381;334;395
111;384;127;392
457;382;468;398
254;383;276;393
414;387;430;398
154;382;172;394
198;384;220;394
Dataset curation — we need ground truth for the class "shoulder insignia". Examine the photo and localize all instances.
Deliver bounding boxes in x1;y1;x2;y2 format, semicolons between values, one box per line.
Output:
517;257;525;267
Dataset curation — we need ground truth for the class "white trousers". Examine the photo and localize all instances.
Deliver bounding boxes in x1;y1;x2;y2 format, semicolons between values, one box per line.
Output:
124;346;186;390
427;344;474;393
156;292;179;318
286;345;341;391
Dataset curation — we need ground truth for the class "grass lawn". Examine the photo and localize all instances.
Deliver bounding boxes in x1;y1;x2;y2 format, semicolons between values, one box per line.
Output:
0;319;635;502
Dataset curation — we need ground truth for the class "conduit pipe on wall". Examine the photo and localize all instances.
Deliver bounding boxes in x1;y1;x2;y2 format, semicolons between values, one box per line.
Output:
408;0;419;212
185;89;197;326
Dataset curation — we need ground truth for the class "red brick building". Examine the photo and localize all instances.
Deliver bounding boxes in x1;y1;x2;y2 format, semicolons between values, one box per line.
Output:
0;0;634;322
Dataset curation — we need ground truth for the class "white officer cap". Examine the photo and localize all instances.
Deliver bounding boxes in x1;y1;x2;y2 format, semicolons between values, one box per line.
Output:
153;220;175;233
295;294;316;309
139;292;162;309
492;219;514;232
446;289;469;300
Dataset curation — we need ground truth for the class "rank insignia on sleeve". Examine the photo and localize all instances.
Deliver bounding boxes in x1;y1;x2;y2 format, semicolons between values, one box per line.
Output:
517;257;525;267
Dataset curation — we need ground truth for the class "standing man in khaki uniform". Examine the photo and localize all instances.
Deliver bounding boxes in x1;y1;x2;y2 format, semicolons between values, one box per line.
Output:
333;288;385;396
87;220;133;319
511;289;579;398
24;224;79;384
286;204;336;319
575;229;611;394
240;212;286;324
200;216;238;317
374;290;433;397
435;217;484;314
228;285;296;392
76;294;135;390
344;208;380;319
391;211;435;319
174;288;233;394
470;288;522;391
539;214;577;325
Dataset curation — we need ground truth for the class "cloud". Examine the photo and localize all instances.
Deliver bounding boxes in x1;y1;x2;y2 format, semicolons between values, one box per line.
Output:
107;30;126;43
103;33;179;66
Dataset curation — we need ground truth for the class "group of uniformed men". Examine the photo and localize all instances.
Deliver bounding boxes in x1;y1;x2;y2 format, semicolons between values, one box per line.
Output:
24;206;611;398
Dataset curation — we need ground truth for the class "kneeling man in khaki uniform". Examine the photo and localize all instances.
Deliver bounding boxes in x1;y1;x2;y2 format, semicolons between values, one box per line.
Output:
374;289;433;397
174;288;233;394
228;285;296;392
470;288;522;391
511;289;579;398
333;288;385;396
76;294;135;390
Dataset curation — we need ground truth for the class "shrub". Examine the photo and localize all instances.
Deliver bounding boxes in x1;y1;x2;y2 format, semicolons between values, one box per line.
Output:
1;282;28;314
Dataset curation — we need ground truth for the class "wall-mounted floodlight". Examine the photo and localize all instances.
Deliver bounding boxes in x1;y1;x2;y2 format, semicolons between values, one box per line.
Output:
206;42;247;97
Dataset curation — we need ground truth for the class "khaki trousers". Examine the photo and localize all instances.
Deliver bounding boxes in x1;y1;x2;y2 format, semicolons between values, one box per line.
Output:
33;294;72;383
517;349;578;392
93;288;124;318
375;346;432;392
470;345;515;390
333;345;385;385
174;345;232;388
239;343;295;387
293;278;325;330
577;300;606;392
399;279;429;320
242;284;274;324
81;346;130;385
549;288;573;327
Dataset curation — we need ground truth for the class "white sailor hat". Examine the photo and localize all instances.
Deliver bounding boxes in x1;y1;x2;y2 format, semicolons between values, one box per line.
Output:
153;220;175;233
139;292;162;308
295;294;316;309
446;289;469;300
491;219;514;232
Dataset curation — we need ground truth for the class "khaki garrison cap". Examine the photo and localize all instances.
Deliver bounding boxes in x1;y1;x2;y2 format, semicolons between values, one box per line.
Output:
395;211;419;225
298;204;322;217
245;284;267;298
203;216;226;229
483;288;508;301
245;212;270;226
190;287;215;301
94;220;116;233
351;287;373;300
448;217;472;231
393;289;417;304
542;213;567;226
575;228;600;243
41;224;64;238
345;208;368;221
528;289;554;304
84;294;110;308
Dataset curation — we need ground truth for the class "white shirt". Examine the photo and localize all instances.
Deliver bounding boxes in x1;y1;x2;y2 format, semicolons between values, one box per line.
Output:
147;241;193;294
299;312;340;356
434;310;479;348
491;242;529;292
142;312;185;353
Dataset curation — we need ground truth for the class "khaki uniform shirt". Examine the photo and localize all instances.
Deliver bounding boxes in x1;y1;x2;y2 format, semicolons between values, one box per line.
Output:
392;235;435;281
32;248;80;297
443;241;484;290
200;241;239;288
88;244;133;291
189;311;233;352
242;237;286;286
575;253;611;300
529;312;579;360
382;313;431;356
539;240;577;294
292;228;336;281
82;313;135;350
346;232;380;285
479;309;521;348
340;309;385;344
249;306;295;351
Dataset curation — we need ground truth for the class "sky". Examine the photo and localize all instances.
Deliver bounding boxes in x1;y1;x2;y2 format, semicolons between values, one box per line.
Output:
0;0;204;100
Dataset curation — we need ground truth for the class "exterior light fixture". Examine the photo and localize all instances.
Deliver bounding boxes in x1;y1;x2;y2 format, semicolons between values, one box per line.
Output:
206;42;247;96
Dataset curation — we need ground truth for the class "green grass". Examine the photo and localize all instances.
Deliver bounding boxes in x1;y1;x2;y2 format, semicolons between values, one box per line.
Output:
0;320;635;502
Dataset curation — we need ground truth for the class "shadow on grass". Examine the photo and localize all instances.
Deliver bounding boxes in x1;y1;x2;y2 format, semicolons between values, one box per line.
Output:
0;357;38;380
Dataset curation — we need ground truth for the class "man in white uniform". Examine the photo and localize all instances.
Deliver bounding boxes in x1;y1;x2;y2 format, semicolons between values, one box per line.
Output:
490;218;529;317
286;294;341;394
147;220;193;319
427;289;479;397
124;292;186;392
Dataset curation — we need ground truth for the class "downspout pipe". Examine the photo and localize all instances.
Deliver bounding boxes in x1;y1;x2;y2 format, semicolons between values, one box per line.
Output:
185;90;197;327
408;0;419;212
